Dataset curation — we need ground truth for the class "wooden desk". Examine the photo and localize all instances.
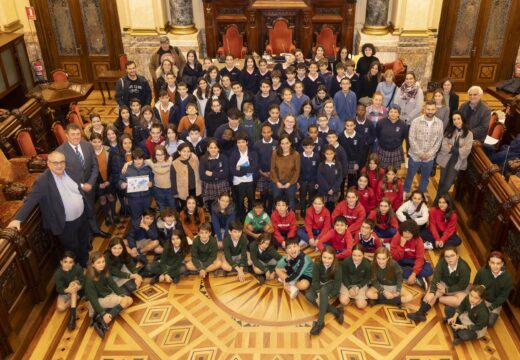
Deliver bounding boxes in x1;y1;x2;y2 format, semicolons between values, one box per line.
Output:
97;70;124;105
28;81;94;107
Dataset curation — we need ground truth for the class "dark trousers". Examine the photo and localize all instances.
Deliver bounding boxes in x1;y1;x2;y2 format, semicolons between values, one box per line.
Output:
374;227;397;242
420;228;462;248
397;257;433;279
299;181;316;216
233;182;255;220
85;189;101;233
128;195;151;227
58;212;91;267
305;282;339;325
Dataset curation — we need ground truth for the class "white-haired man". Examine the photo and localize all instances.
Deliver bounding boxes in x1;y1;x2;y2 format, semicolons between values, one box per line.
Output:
459;86;491;142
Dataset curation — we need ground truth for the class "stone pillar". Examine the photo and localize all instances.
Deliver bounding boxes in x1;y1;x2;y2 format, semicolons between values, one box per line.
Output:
362;0;390;35
168;0;197;35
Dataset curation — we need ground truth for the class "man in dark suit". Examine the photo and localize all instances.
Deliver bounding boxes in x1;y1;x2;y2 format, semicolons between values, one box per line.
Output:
8;151;91;267
57;123;110;238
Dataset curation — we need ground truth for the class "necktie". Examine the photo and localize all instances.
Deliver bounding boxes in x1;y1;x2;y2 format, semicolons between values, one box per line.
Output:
75;145;85;167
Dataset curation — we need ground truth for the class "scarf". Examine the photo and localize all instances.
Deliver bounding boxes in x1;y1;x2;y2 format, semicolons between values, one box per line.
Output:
400;82;419;101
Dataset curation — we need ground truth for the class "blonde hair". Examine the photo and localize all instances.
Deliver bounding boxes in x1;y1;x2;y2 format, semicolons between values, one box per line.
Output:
383;69;394;80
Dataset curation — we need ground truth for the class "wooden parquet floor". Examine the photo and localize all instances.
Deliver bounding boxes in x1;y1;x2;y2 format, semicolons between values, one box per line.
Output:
23;90;519;360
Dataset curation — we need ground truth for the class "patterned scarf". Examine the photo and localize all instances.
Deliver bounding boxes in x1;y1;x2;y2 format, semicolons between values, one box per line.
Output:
400;82;419;101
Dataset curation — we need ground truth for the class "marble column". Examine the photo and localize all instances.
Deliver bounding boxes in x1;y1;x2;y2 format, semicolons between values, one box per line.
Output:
362;0;390;35
168;0;197;35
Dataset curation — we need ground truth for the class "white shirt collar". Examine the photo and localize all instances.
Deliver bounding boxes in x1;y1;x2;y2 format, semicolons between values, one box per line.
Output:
262;138;273;144
344;130;356;138
303;151;314;158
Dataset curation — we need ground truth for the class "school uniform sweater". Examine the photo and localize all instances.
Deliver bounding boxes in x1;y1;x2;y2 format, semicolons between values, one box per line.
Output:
220;66;240;82
157;218;183;243
253;91;280;122
429;258;471;294
357;187;376;213
354;231;382;253
333;90;357;122
191;236;219;268
317;162;343;195
296;114;316;134
390;234;425;275
205;111;228;137
222;234;248;268
85;272;125;315
105;254;137;279
356;119;376;148
360;167;385;190
199;153;230;183
456;296;489;332
311;263;341;296
317;229;354;259
291;94;310;116
54;264;85;295
210;202;236;241
473;267;513;310
371;259;403;293
126;221;159;249
271;210;297;245
376;179;403;211
249;242;282;272
304;207;332;239
270;151;300;185
277;252;313;282
158;241;186;276
339;131;364;165
254;138;277;172
376;118;407;151
428;208;458;243
303;74;326;99
333;143;349;175
341;257;371;288
299;151;319;182
367;210;399;232
332;201;366;234
280;101;298;119
239;69;260;94
266;119;282;140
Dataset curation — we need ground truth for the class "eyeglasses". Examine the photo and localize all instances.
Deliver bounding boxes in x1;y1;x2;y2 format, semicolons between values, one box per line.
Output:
49;161;65;165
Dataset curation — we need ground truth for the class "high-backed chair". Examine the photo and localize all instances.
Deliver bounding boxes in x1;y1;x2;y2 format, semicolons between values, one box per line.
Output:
217;25;247;59
52;122;67;145
485;110;506;150
383;59;407;86
51;69;68;82
16;129;47;159
313;26;338;57
119;54;128;71
266;18;296;55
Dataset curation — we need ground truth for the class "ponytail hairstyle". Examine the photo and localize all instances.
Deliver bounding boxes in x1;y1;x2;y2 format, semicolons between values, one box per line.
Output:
316;245;339;279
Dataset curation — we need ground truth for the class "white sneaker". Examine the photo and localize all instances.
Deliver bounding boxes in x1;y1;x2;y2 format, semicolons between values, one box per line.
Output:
405;157;409;168
299;240;308;248
384;242;391;250
288;284;299;299
424;241;434;250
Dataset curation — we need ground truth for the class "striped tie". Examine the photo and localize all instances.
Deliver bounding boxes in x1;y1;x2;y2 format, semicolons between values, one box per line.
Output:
75;145;85;167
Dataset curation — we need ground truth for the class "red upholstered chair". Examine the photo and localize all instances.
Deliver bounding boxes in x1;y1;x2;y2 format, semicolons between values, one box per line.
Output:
217;25;247;59
119;54;128;71
313;26;338;57
51;69;68;82
52;122;67;145
68;104;89;127
16;130;47;159
266;19;296;55
383;59;407;86
485;110;506;150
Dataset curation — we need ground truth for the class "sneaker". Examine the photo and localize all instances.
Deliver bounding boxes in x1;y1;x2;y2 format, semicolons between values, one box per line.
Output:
288;284;299;299
407;311;427;322
424;241;434;250
384;243;391;250
310;321;324;335
299;240;308;248
405;157;409;168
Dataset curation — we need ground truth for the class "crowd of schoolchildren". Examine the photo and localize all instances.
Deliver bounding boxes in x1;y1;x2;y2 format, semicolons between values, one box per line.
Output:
54;43;512;343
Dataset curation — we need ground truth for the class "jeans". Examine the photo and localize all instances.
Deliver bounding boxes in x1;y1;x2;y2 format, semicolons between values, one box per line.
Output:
296;226;320;243
153;187;176;211
397;257;433;279
404;158;435;193
420;228;462;248
374;227;396;241
437;165;459;198
272;181;297;209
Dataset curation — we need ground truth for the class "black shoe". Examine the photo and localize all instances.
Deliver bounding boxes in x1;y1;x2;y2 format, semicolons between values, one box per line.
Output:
335;306;344;325
257;274;266;285
94;230;112;238
105;217;113;227
407;311;427;322
310;321;324;335
92;316;106;338
453;338;463;346
67;309;77;330
149;275;159;285
112;216;121;224
172;274;180;284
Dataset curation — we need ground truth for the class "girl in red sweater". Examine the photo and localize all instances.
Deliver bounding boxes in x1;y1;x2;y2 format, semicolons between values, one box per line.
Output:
361;153;385;190
390;220;433;290
367;198;399;243
270;196;297;248
354;219;382;259
420;195;461;249
297;195;331;247
376;166;403;211
357;173;376;213
317;216;354;260
332;188;366;235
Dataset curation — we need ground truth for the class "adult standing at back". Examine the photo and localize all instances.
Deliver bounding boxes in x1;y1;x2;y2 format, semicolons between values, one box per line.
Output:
403;100;444;196
356;43;380;79
149;36;185;93
459;86;491;143
394;72;424;126
8;151;91;267
115;60;152;109
57;124;111;238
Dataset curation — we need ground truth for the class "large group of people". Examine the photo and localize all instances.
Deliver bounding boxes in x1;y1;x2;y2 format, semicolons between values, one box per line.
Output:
8;38;508;344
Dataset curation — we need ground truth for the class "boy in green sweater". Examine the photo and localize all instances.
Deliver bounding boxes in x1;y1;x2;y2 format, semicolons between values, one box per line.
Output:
408;247;470;322
221;220;249;282
446;285;489;345
249;233;282;284
244;200;274;242
54;251;85;330
186;223;222;279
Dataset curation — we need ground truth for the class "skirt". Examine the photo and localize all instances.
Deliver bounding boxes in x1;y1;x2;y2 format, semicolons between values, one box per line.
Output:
378;147;404;169
340;284;368;300
113;264;132;287
202;179;231;203
256;176;271;194
347;161;358;175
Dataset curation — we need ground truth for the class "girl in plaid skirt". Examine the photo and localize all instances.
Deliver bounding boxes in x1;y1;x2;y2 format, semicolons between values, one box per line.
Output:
199;138;231;210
